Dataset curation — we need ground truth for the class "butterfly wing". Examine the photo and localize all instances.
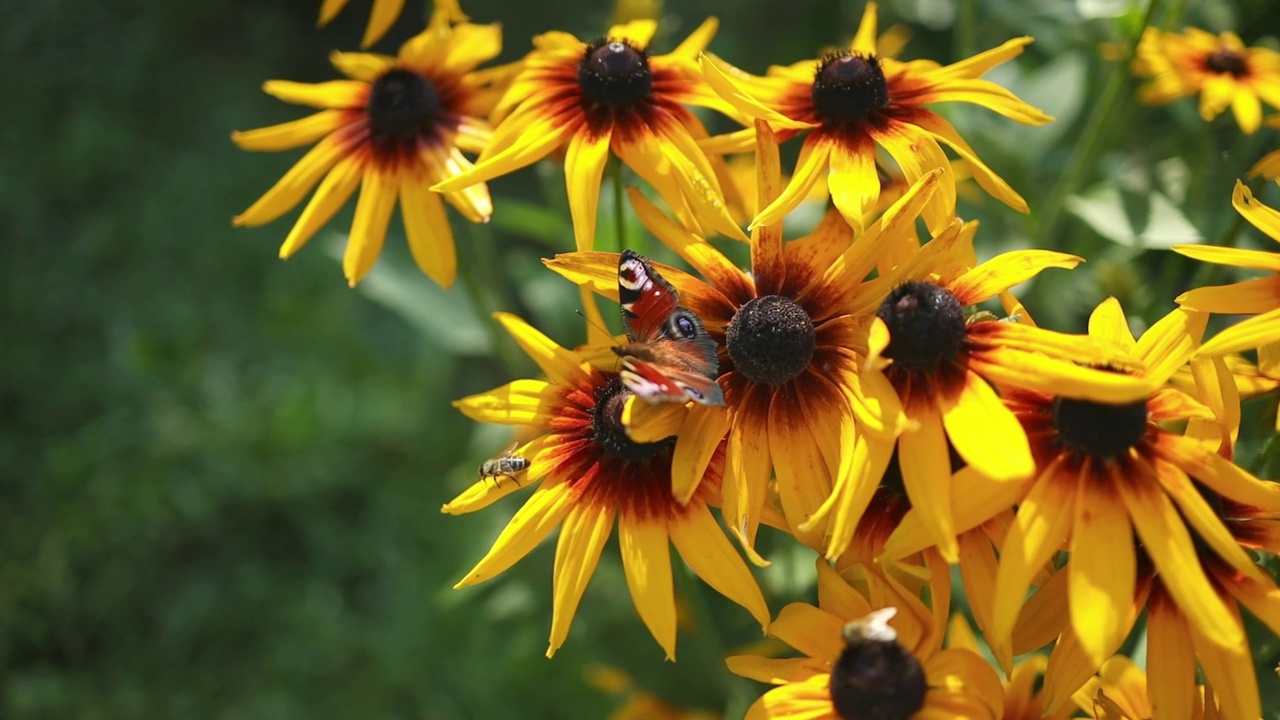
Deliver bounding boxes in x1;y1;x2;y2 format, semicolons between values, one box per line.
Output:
615;251;724;406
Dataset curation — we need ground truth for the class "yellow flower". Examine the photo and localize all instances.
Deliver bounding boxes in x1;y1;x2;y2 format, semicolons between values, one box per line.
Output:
700;2;1050;234
445;310;768;659
1134;27;1280;134
233;9;506;287
433;19;747;249
317;0;468;49
945;617;1071;720
1175;180;1280;357
547;124;925;558
987;298;1280;719
815;218;1152;563
726;559;1003;720
1249;115;1280;178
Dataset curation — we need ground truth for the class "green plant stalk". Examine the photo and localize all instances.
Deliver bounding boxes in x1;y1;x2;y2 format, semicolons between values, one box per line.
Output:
1036;0;1165;248
956;0;977;61
612;158;636;253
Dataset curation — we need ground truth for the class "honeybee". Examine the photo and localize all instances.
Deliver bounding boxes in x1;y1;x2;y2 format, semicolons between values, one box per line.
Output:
479;442;530;487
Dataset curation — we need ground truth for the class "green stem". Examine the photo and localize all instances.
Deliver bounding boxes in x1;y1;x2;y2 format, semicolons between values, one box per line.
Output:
612;158;634;253
956;0;977;60
1036;0;1165;248
1158;0;1188;30
676;562;758;717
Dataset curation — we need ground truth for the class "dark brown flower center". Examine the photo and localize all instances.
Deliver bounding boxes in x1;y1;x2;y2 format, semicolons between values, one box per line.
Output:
812;52;889;129
829;611;927;720
1051;396;1149;460
366;68;445;159
726;295;815;386
592;376;674;462
1205;49;1247;77
877;281;966;372
579;38;653;110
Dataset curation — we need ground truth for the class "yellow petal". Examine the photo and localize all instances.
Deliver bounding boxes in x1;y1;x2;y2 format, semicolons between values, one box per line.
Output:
946;250;1082;306
318;0;349;26
724;397;774;566
231;110;346;152
1234;178;1280;240
627;188;754;300
618;510;676;660
1067;484;1135;668
670;17;718;59
329;50;395;82
493;312;591;387
1088;296;1137;349
668;503;770;630
452;378;558;424
939;369;1034;481
671;405;731;504
769;602;844;662
343;170;399;286
1154;457;1267;583
401;178;457;287
1172;244;1280;272
1188;609;1261;720
233;133;349;226
277;155;364;259
992;462;1075;645
1134;307;1202;384
451;475;576;584
750;136;832;231
1197;306;1280;357
564;128;613;251
360;0;405;48
1117;474;1242;650
262;79;366;109
725;655;829;684
605;19;657;47
850;2;879;55
871;120;956;235
548;502;616;657
623;397;686;443
1147;593;1199;720
825;133;879;234
1177;276;1280;314
967;346;1152;404
1232;87;1263;134
432;112;578;192
904;108;1029;213
898;407;958;562
697;53;814;130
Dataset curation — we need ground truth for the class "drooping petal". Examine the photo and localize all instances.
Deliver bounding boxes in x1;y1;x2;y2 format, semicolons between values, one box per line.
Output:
870;119;955;234
619;510;677;660
233;132;350;226
898;406;959;562
1233;178;1280;240
452;378;559;425
548;501;617;656
751;136;832;231
668;502;771;630
769;602;844;663
1197;306;1280;357
262;79;367;109
671;405;731;504
724;387;775;566
939;369;1034;482
1147;596;1198;720
946;250;1082;306
451;475;577;584
1088;296;1138;349
493;312;592;387
1187;605;1260;720
400;178;459;285
1067;482;1135;668
278;155;365;258
231;110;348;153
825;132;879;233
563;128;613;251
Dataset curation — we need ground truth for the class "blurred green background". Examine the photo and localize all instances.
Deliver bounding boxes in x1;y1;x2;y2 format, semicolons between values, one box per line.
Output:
5;0;1280;717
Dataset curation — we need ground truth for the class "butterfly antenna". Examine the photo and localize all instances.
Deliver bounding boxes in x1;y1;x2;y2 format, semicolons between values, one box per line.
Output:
574;308;617;341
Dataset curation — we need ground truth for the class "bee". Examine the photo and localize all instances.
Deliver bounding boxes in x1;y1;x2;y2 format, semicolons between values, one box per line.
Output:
479;442;530;487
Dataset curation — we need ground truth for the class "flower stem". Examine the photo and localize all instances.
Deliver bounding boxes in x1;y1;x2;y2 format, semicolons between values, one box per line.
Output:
956;0;977;60
612;158;635;253
1036;0;1165;248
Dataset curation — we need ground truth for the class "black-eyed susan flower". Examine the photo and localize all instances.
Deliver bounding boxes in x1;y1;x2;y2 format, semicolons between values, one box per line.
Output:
1175;180;1280;358
233;8;505;287
725;560;1002;720
987;298;1280;719
432;18;747;250
547;124;924;558
1134;27;1280;134
700;2;1051;234
445;309;769;659
945;616;1070;720
813;217;1152;563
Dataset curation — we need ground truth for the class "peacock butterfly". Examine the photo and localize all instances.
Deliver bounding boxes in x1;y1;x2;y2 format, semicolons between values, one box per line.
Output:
613;249;726;406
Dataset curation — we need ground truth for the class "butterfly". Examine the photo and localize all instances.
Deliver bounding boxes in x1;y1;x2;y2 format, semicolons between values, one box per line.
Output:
612;249;726;406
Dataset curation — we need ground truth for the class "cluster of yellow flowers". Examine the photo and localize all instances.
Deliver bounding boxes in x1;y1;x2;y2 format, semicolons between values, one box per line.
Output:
234;2;1280;719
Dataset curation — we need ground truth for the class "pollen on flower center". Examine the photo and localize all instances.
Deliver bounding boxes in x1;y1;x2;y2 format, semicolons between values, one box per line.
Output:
1205;48;1248;77
367;68;444;158
877;281;966;371
592;376;674;462
726;295;816;386
829;609;927;720
579;38;653;110
811;52;889;129
1051;396;1150;460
